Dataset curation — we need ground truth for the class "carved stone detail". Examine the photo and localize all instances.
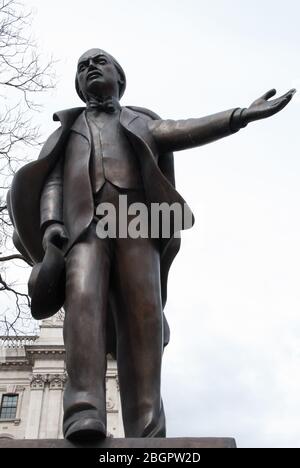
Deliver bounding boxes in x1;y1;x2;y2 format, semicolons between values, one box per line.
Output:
106;397;115;411
30;374;47;390
48;373;67;390
15;385;26;392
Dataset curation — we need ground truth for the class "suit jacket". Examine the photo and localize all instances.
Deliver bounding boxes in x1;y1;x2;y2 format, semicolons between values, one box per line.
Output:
8;105;238;349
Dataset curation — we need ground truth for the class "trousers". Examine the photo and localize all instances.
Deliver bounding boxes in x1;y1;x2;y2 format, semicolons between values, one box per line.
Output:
63;181;166;437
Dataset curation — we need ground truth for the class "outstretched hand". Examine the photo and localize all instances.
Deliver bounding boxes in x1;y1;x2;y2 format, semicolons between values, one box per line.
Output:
242;88;296;125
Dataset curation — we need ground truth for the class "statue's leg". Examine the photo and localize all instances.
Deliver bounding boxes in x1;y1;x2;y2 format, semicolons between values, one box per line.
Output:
113;236;165;437
63;224;112;441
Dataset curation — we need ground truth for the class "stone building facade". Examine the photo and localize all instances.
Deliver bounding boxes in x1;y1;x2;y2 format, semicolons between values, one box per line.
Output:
0;316;123;439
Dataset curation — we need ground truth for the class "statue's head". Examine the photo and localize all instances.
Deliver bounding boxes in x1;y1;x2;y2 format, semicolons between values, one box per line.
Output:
75;48;126;103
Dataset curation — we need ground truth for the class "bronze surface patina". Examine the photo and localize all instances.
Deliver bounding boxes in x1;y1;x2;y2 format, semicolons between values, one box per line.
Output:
8;48;295;441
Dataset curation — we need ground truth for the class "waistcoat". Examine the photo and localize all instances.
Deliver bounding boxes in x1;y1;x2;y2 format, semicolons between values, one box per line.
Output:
86;110;143;193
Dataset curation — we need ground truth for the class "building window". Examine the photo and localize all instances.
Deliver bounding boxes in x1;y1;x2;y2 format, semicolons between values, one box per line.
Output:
0;394;18;420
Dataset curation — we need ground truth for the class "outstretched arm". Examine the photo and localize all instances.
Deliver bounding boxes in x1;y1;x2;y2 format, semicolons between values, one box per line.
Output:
148;89;296;153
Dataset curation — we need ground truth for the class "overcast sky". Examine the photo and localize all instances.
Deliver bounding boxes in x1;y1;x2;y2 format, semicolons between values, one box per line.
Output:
11;0;300;447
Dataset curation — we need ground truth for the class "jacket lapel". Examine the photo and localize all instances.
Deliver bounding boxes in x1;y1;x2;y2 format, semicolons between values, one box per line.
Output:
54;107;85;130
70;111;91;142
120;107;158;156
120;107;139;129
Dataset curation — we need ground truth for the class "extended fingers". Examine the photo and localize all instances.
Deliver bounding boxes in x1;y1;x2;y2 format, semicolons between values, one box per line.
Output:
280;88;297;101
271;89;297;107
261;88;277;100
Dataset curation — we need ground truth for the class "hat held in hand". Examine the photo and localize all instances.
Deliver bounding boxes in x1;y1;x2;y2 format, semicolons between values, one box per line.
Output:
28;242;66;320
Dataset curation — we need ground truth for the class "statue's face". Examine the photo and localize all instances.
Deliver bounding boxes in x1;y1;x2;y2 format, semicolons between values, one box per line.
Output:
77;49;119;100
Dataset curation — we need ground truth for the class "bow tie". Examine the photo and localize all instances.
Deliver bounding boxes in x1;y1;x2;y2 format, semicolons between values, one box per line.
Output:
87;97;120;114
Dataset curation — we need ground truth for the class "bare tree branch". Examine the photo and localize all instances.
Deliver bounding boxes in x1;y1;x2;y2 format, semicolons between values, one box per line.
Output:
0;253;29;263
0;0;56;335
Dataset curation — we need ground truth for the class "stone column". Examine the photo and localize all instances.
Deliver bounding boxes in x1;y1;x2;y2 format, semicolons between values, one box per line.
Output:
106;365;124;437
15;385;26;424
25;375;47;439
45;374;66;439
39;383;50;439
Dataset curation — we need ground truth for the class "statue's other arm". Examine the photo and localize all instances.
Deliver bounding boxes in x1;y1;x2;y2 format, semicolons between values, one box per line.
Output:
40;157;63;229
149;89;296;153
40;157;68;250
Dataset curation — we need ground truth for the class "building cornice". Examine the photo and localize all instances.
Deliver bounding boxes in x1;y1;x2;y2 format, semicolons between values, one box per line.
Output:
1;337;65;367
26;346;65;358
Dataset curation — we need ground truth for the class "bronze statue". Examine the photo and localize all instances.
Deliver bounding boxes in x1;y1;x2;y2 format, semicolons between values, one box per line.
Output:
7;48;295;441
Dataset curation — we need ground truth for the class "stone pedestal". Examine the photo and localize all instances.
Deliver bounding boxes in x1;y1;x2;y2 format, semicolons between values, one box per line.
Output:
0;437;236;448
